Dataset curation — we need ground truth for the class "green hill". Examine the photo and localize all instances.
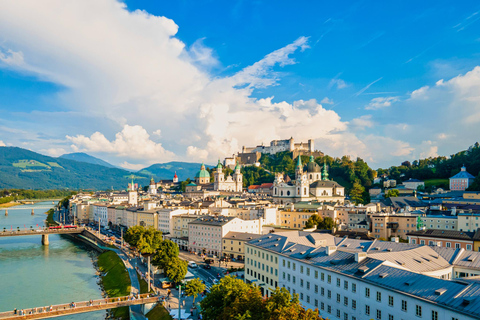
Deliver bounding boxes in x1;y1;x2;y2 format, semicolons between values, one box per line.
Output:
0;147;149;190
138;161;212;181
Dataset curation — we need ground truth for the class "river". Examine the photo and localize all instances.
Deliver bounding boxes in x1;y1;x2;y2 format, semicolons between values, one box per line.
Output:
0;202;106;319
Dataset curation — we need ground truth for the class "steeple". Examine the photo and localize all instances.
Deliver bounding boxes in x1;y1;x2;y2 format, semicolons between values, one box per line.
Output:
309;155;314;163
296;156;302;168
322;160;329;180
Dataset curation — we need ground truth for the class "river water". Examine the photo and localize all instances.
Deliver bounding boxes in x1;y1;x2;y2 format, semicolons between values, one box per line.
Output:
0;202;105;319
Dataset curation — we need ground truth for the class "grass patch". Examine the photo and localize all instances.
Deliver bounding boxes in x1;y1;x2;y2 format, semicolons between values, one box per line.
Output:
146;303;172;320
137;272;155;294
45;209;58;226
424;179;449;188
0;202;21;208
97;251;131;320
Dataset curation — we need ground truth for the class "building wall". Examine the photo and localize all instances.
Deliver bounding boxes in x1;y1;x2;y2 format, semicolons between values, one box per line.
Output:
421;216;457;231
279;210;312;229
245;244;279;297
408;236;474;250
371;215;419;239
458;214;480;232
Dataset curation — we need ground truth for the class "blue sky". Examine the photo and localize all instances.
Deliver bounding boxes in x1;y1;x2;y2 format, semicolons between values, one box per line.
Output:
0;0;480;170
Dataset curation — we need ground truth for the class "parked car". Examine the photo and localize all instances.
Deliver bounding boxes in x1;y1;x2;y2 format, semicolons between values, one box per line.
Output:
188;261;197;268
202;263;211;269
161;281;174;289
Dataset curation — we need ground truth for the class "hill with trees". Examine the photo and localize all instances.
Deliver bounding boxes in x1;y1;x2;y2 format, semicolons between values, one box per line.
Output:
0;146;150;190
138;161;211;181
59;152;117;168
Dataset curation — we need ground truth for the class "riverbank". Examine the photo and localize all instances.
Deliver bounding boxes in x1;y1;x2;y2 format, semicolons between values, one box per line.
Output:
97;250;131;320
0;202;21;209
45;209;58;226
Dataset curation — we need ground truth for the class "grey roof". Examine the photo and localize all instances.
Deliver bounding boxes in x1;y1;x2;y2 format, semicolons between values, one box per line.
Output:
404;178;423;182
407;229;475;241
309;180;343;188
223;231;262;241
451;169;475;179
189;215;235;226
385;196;427;208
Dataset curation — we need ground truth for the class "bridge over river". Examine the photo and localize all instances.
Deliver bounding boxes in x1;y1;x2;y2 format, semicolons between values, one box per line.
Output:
0;227;84;245
1;206;55;211
0;294;159;319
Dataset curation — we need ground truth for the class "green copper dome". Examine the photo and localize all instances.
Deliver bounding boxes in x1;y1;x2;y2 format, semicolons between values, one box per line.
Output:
234;162;241;171
195;163;210;178
216;159;223;170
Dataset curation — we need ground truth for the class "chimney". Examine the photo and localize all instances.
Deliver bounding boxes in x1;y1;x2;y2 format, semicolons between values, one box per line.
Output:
326;246;337;256
355;252;367;263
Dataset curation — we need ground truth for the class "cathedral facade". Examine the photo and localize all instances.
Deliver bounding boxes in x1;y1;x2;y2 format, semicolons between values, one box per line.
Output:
213;160;243;192
272;156;345;204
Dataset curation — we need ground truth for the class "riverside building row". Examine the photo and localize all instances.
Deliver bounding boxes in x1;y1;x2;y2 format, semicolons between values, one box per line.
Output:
245;231;480;320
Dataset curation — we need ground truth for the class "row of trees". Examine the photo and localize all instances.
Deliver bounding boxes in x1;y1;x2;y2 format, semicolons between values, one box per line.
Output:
200;276;324;320
0;189;75;204
305;214;335;230
123;226;187;283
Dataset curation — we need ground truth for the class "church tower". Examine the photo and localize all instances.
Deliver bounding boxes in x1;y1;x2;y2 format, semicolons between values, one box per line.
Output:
233;162;243;192
173;172;178;183
322;160;329;181
128;178;138;206
213;160;225;191
148;177;157;195
295;157;308;198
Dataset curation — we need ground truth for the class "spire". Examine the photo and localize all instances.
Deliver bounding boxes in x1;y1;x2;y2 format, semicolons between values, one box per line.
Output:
296;156;302;168
217;159;223;170
322;160;329;180
174;171;178;178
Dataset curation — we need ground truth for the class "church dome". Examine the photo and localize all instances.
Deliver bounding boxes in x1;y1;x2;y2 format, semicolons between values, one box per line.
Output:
306;156;321;173
195;163;210;178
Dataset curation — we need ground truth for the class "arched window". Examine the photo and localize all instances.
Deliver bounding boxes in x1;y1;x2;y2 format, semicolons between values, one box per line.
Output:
281;190;284;196
309;174;312;179
287;190;290;196
304;188;307;195
274;188;277;195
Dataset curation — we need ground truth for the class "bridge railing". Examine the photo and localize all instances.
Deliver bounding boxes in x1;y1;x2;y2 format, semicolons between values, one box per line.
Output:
0;293;159;318
0;227;84;235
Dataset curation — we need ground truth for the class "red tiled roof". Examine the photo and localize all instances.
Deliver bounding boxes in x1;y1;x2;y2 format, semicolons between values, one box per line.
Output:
259;183;273;188
248;185;260;190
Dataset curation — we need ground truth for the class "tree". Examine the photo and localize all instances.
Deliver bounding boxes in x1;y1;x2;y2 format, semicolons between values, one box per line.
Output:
136;227;163;254
152;239;179;270
165;257;187;283
185;278;206;304
385;189;399;198
264;288;322;320
318;217;335;230
349;180;365;205
123;225;146;248
200;276;264;320
305;214;323;229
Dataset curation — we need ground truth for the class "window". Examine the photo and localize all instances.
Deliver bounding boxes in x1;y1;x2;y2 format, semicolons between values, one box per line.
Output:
327;305;331;313
287;274;290;281
431;311;438;320
300;279;304;287
292;263;296;271
315;284;318;293
344;280;348;290
337;309;341;318
300;265;304;273
283;272;285;279
300;293;303;300
283;259;286;267
315;270;318;279
377;310;382;320
306;267;310;276
389;315;394;320
292;276;296;284
352;299;356;309
365;287;370;298
446;242;451;248
401;300;407;312
320;302;324;310
388;295;393;306
327;290;331;299
455;243;461;249
416;305;422;317
320;287;324;295
336;293;340;303
467;244;472;250
306;295;310;303
287;261;290;268
365;305;370;315
337;278;341;287
306;281;310;290
344;296;348;306
314;299;318;307
352;283;357;293
376;291;382;302
327;274;331;283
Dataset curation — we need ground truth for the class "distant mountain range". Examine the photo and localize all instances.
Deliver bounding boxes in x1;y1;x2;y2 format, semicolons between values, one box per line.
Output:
60;152;117;169
0;147;209;190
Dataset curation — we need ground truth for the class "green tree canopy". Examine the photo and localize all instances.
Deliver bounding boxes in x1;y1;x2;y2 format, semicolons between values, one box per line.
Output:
318;217;335;230
264;288;322;320
136;227;163;254
305;214;323;229
200;276;264;320
350;180;365;205
152;239;180;270
123;225;146;248
164;257;188;284
385;189;399;198
184;278;206;304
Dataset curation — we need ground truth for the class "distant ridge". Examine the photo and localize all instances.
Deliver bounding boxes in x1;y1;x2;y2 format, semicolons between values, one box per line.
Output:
0;146;149;190
138;161;213;181
59;152;116;168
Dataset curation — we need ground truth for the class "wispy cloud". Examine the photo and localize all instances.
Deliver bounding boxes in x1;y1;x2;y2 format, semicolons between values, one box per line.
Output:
365;96;399;110
354;77;383;96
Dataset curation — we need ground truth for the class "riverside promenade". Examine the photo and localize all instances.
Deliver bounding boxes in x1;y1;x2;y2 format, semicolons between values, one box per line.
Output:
0;294;158;320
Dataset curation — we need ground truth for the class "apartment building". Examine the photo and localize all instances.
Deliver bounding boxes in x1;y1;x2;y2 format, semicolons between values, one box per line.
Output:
245;231;480;320
407;229;477;250
157;207;197;235
458;213;480;232
92;203;108;227
188;216;264;256
222;231;262;261
171;214;202;250
371;213;420;239
421;215;457;231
